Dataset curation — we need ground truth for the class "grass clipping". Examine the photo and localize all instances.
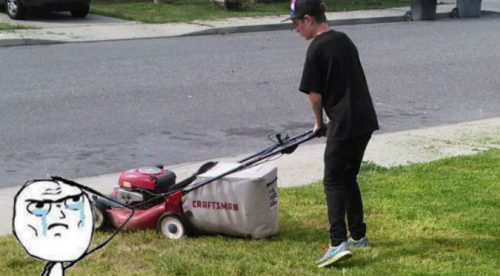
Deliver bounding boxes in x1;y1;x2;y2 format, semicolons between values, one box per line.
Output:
1;150;499;275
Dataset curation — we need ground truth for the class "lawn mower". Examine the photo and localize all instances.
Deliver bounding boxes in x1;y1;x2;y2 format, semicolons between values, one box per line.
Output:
92;129;318;239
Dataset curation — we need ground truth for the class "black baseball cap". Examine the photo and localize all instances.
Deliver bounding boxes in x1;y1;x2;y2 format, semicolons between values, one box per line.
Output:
283;0;325;21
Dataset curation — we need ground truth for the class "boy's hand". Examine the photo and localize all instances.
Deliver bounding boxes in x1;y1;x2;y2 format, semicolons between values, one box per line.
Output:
313;122;327;137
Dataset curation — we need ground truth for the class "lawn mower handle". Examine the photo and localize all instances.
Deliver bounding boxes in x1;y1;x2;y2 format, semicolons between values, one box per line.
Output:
238;130;316;163
182;129;317;194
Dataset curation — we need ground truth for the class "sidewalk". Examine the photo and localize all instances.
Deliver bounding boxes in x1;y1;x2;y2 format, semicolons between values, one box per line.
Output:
1;118;500;236
1;2;499;47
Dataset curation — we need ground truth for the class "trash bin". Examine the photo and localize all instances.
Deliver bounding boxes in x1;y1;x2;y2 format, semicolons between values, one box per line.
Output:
456;0;482;17
411;0;437;20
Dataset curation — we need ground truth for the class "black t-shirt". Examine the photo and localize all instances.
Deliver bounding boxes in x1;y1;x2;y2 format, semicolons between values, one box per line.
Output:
299;30;379;141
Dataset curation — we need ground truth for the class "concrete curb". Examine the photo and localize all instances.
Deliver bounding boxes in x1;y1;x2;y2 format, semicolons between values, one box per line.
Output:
183;12;453;37
6;9;500;48
184;14;409;36
0;38;62;47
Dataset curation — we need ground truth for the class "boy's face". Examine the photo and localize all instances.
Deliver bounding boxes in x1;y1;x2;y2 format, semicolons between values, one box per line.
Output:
13;180;94;262
293;15;314;40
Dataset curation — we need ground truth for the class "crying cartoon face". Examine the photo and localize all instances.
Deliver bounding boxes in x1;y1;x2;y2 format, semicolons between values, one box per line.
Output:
13;180;94;262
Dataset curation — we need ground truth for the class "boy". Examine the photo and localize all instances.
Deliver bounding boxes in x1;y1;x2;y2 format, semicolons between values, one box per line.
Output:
288;0;379;267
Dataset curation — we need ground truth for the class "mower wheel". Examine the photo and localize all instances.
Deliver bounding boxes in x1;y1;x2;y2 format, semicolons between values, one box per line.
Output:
157;213;187;239
92;203;108;230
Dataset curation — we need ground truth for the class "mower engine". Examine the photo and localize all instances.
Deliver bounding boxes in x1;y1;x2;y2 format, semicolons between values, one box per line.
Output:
115;165;176;206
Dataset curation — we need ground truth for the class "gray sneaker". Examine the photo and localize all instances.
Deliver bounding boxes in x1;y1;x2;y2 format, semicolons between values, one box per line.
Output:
315;241;352;268
348;236;369;248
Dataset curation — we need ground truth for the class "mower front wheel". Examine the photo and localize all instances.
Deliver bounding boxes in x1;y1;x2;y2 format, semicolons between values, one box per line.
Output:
92;203;108;230
157;212;187;239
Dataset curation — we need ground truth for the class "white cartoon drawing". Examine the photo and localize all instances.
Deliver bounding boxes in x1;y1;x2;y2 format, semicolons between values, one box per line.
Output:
13;177;133;276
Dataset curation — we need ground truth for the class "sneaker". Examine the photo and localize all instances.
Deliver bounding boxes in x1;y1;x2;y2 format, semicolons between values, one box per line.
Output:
315;241;352;268
348;236;369;248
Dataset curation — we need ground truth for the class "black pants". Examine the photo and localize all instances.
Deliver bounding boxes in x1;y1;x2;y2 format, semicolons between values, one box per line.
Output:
323;133;372;246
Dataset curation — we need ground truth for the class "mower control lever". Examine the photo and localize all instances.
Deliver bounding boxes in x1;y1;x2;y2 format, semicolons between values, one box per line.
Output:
196;161;218;175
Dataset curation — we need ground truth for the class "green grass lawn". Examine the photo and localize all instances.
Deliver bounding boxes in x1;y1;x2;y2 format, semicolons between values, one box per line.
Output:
0;23;31;31
90;0;410;23
1;150;499;275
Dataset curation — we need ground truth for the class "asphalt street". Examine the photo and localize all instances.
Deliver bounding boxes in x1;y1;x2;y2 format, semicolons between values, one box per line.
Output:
1;17;499;188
